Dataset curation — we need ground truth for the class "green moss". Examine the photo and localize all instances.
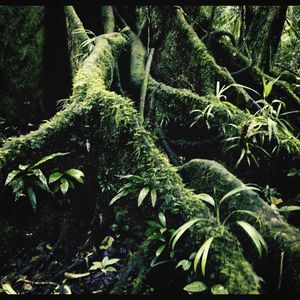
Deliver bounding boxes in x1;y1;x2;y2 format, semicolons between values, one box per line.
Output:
178;158;300;290
149;7;247;106
146;79;300;191
0;31;260;294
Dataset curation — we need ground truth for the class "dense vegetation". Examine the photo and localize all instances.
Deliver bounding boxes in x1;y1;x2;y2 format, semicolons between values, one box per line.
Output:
0;5;299;295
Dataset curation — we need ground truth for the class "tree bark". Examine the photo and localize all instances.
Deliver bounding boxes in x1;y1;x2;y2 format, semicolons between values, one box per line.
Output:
243;6;288;73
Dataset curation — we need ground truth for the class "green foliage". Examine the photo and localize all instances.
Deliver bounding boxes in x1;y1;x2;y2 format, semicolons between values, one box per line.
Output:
109;174;158;207
170;185;266;279
147;212;175;267
4;152;69;211
4;152;85;210
183;281;207;294
89;256;120;274
49;168;85;195
221;76;299;168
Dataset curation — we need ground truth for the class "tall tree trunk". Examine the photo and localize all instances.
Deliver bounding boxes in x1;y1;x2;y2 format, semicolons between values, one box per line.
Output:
244;6;287;73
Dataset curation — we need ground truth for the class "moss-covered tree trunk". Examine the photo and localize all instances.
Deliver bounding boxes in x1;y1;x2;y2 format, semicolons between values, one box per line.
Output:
244;6;287;72
0;5;300;294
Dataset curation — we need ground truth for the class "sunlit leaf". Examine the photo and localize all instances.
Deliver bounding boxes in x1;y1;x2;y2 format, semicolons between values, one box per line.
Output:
211;284;229;294
64;272;90;279
89;261;102;271
220;185;260;205
5;169;20;186
18;164;29;170
49;172;63;184
109;190;127;206
279;206;300;212
183;281;207;293
196;193;215;207
65;169;84;184
1;283;17;295
60;178;69;195
170;218;202;249
31;152;69;168
236;221;267;257
155;244;166;257
150;189;157;207
138;187;150;207
158;212;166;227
176;259;191;271
12;176;24;193
194;237;214;276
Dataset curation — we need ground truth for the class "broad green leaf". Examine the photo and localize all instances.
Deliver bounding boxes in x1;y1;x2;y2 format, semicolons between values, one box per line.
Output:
150;189;157;207
160;228;167;234
31;152;69;168
236;221;267;257
65;169;84;184
220;185;260;205
89;261;103;271
147;232;166;242
211;284;229;294
279;206;300;212
37;171;50;192
33;179;51;193
1;283;17;295
62;284;72;295
5;169;21;186
12;177;24;193
60;178;69;195
138;187;150;207
170;218;202;249
183;281;207;293
27;187;37;212
103;258;120;267
158;212;166;227
105;266;117;273
18;164;29;170
197;193;215;207
155;245;166;257
147;220;163;229
99;236;114;250
109;190;127;206
194;236;214;276
176;259;191;271
49;172;63;184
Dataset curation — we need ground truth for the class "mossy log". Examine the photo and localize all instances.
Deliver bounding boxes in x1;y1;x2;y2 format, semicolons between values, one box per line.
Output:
125;14;299;197
206;33;300;132
178;159;300;291
146;80;300;195
0;26;262;295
